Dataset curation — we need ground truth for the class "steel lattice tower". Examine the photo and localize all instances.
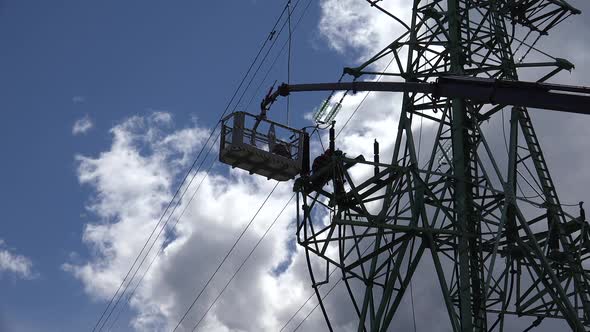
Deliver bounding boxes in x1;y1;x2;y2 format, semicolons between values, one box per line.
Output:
293;0;590;331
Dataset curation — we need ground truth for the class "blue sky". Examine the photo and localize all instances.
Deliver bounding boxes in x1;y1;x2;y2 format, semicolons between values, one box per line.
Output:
0;1;349;331
1;1;590;331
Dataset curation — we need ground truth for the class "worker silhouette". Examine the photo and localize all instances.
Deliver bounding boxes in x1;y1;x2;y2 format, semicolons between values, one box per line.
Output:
310;149;333;190
580;201;586;222
272;143;291;159
312;149;332;173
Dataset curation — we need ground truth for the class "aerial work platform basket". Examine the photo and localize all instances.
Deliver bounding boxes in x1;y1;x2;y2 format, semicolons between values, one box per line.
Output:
220;112;309;181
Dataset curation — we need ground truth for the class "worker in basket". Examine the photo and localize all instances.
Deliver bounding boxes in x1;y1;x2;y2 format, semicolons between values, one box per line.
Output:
272;143;291;159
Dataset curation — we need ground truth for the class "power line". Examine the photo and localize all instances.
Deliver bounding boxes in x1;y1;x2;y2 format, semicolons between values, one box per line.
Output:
279;268;338;332
171;183;280;331
107;137;219;331
109;0;314;328
114;1;315;315
190;7;339;315
98;134;221;332
93;125;217;332
191;194;296;331
244;0;314;114
91;3;294;329
169;1;318;329
103;0;337;329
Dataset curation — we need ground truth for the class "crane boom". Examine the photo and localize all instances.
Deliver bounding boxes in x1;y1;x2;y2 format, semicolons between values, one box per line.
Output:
266;76;590;115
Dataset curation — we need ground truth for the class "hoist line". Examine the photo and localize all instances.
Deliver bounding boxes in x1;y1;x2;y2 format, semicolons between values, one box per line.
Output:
191;194;296;331
244;0;314;116
107;134;220;331
91;3;294;330
172;182;280;332
287;0;292;126
232;0;301;115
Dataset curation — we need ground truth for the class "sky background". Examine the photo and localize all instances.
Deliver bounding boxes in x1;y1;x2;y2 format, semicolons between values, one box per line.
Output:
1;0;589;331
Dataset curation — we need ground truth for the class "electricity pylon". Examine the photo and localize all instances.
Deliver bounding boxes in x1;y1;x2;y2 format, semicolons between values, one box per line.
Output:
293;0;590;330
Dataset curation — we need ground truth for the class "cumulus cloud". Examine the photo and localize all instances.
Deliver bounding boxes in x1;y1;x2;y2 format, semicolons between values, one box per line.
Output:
64;112;342;331
65;3;440;331
315;1;590;331
67;1;590;331
72;96;86;104
0;240;35;280
319;0;411;57
72;115;94;135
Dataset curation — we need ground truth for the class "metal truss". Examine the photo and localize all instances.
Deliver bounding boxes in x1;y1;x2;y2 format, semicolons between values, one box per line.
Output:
294;0;589;331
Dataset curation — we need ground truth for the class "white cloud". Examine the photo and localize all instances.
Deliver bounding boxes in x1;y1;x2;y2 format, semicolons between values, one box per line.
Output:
72;115;94;135
66;2;590;331
64;2;414;331
0;240;35;280
72;96;86;104
319;0;411;57
65;112;342;331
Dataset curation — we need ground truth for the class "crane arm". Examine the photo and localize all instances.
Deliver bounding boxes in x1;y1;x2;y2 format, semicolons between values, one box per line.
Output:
264;76;590;115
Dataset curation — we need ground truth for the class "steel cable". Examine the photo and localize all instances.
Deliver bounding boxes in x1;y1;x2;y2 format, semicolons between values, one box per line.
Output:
190;194;296;331
109;0;314;329
107;134;219;331
167;1;317;329
171;182;280;331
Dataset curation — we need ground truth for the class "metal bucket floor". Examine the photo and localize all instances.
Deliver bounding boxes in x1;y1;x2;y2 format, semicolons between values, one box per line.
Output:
220;143;301;181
